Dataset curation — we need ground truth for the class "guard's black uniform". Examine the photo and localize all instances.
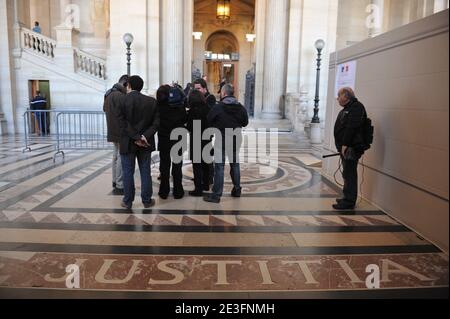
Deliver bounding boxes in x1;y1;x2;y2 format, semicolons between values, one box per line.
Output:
334;97;367;207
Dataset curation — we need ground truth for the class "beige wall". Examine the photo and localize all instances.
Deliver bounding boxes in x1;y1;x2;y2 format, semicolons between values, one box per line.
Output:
323;10;449;252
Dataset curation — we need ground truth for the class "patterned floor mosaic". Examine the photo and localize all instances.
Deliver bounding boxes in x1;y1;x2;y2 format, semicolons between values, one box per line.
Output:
0;134;447;299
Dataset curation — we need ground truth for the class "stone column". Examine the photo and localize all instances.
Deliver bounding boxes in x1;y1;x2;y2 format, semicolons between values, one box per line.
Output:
0;0;7;134
147;0;160;96
253;0;267;118
183;0;193;86
12;0;23;64
286;0;303;94
108;0;149;91
161;0;184;85
434;0;448;12
261;0;289;119
1;0;18;134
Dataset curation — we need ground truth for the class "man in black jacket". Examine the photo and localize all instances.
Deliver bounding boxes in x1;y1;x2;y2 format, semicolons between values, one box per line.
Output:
104;75;128;194
193;78;217;185
157;85;187;200
193;78;217;109
119;76;160;209
333;87;367;210
204;84;249;204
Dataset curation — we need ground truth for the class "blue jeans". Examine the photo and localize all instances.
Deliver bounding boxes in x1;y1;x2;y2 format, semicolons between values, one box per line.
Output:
211;147;241;199
121;150;153;206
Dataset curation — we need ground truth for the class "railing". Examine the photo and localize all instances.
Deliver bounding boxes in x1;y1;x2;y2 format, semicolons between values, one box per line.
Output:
23;110;58;153
23;110;111;162
21;28;56;60
74;49;107;80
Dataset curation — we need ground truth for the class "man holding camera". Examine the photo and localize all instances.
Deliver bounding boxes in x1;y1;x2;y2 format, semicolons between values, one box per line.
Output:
333;87;367;210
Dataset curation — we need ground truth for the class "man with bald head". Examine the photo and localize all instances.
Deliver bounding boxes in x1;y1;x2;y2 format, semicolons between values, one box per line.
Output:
333;87;368;210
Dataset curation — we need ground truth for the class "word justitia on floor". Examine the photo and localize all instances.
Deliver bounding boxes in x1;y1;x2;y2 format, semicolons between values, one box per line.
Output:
0;134;447;299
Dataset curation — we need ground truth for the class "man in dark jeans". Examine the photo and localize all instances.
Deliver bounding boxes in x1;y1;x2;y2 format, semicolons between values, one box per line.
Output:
104;75;128;194
333;87;367;210
119;76;159;209
204;84;249;204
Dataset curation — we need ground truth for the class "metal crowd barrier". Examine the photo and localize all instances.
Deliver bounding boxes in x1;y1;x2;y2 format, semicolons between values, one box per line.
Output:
23;109;59;152
23;110;112;162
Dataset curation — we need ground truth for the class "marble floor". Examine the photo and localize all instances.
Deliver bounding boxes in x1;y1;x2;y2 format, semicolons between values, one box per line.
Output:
0;134;447;299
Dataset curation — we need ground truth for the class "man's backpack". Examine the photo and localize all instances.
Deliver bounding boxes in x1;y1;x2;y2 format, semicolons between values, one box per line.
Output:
361;112;374;151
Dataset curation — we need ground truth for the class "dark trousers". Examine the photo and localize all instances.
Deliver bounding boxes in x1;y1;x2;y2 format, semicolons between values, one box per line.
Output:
193;162;210;192
159;144;184;197
121;150;153;206
211;146;241;199
342;158;359;205
36;112;48;135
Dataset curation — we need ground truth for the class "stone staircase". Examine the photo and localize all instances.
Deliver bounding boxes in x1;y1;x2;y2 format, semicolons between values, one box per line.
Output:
18;26;107;93
246;119;293;132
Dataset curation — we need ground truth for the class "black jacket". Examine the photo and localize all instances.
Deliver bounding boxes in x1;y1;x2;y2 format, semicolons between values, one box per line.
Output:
207;96;249;133
104;83;126;143
187;99;211;159
334;97;367;153
205;92;217;109
119;91;159;154
157;102;187;151
158;103;187;138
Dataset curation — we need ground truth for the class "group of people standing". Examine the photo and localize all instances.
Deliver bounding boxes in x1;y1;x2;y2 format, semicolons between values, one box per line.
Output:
104;75;249;209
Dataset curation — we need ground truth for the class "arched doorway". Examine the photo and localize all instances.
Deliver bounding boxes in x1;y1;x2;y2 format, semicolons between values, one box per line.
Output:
204;30;240;97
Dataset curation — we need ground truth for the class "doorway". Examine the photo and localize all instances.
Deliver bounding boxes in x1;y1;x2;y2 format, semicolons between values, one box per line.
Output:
204;61;239;96
29;80;51;135
204;30;240;98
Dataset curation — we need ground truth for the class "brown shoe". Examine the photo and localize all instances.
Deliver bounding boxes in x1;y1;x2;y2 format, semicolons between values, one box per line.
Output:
143;199;156;209
121;202;132;210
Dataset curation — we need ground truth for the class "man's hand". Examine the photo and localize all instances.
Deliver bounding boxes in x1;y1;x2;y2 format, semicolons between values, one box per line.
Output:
134;135;150;148
341;146;348;157
134;140;147;148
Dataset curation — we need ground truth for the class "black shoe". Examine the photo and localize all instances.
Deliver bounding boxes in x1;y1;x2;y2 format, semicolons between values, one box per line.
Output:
336;198;345;204
174;192;185;200
159;193;168;200
332;203;355;210
113;188;124;196
121;202;132;210
189;190;204;197
231;187;242;198
203;196;221;204
143;199;156;209
203;185;210;192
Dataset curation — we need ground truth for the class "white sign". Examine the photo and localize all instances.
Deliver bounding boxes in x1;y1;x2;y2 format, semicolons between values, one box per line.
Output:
335;60;357;97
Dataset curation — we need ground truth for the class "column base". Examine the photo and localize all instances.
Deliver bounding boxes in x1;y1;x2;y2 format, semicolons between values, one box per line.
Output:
260;112;283;120
0;114;7;136
310;122;322;144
